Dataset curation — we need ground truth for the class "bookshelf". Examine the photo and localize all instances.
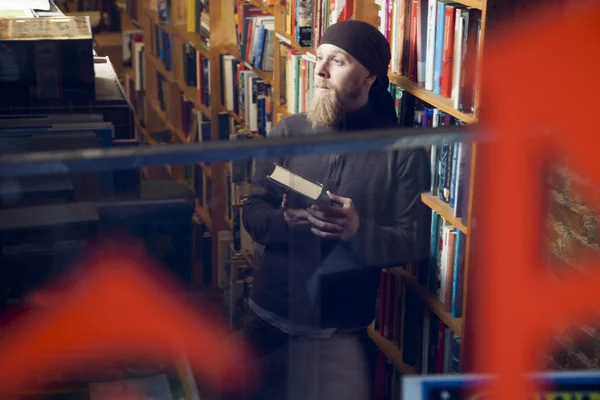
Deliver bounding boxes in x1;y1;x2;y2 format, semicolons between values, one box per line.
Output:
364;0;490;391
116;0;503;395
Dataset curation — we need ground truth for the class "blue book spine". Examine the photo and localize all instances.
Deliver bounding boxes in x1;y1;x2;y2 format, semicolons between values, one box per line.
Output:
451;230;463;317
429;210;440;294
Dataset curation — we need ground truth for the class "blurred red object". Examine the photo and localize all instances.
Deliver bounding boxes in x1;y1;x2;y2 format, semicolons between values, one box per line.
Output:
0;238;258;396
474;1;600;398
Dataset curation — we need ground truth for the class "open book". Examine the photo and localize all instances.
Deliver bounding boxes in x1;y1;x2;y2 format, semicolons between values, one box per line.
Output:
267;163;333;205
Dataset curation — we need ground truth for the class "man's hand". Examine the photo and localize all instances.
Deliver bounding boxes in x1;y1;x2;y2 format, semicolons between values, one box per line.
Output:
282;193;312;229
307;191;360;241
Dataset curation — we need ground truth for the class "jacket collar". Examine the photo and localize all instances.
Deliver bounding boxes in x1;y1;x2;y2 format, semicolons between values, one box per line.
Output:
334;101;380;131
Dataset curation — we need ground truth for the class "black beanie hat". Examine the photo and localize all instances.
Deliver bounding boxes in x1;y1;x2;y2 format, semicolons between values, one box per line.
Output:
320;20;398;123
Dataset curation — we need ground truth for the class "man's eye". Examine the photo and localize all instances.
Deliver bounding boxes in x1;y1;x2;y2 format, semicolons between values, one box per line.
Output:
333;58;344;65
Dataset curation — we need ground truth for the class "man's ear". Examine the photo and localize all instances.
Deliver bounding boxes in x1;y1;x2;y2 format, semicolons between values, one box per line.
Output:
364;73;377;87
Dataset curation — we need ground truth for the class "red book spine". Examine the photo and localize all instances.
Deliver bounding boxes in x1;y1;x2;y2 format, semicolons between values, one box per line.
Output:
441;5;455;98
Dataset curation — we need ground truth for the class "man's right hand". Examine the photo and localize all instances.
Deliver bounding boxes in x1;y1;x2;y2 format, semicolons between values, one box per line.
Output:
282;193;311;229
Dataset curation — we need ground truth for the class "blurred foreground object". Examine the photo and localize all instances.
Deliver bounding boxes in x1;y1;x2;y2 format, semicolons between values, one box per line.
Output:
472;1;600;399
0;239;258;396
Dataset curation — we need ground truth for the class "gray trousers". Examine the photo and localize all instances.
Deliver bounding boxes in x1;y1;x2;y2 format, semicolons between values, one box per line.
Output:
232;308;376;400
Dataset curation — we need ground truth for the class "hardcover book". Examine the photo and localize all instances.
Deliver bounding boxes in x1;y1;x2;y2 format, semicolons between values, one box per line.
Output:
267;163;333;205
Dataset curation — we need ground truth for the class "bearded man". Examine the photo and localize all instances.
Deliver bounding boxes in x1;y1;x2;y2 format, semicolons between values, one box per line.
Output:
238;20;430;400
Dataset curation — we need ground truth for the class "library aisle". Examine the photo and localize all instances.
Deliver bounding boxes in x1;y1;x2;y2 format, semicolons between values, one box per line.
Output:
1;0;599;399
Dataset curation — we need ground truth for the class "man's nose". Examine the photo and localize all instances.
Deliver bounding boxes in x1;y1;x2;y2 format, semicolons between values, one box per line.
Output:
315;62;329;79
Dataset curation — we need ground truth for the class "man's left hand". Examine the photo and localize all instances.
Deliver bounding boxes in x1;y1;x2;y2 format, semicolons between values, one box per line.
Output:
307;191;360;241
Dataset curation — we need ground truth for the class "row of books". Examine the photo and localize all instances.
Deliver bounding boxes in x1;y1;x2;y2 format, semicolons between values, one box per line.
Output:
281;45;316;114
184;43;212;108
155;25;174;72
430;212;465;317
235;4;276;72
390;87;471;219
123;43;147;129
283;0;354;49
220;54;274;136
374;269;461;374
222;238;254;330
379;0;482;113
185;0;210;38
157;0;210;39
153;49;211;126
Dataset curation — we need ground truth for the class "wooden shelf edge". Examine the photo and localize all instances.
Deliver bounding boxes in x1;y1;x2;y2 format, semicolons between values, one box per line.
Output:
456;0;484;9
143;8;174;36
247;0;275;15
391;267;463;336
178;76;211;120
148;97;167;124
195;203;212;230
118;6;140;30
221;44;274;86
199;162;213;178
275;32;316;56
421;192;468;234
219;105;244;125
389;74;477;124
276;103;290;117
146;53;176;84
171;25;211;57
367;325;418;375
147;99;189;143
122;67;134;80
223;43;241;60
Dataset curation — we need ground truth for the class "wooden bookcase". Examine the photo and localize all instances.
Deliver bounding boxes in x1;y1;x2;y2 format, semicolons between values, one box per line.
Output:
362;0;488;381
116;0;520;390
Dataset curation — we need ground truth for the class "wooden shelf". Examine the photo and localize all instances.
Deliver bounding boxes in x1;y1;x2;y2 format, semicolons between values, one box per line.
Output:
143;8;174;36
195;203;212;230
118;6;140;31
277;103;290;117
218;105;265;139
148;98;188;142
389;74;477;124
148;51;211;121
122;66;134;80
223;43;274;85
391;267;463;336
246;0;275;15
367;324;417;375
172;24;211;57
275;32;316;56
143;8;210;58
199;163;212;178
455;0;484;9
220;105;244;125
147;53;176;83
177;74;211;120
421;192;468;234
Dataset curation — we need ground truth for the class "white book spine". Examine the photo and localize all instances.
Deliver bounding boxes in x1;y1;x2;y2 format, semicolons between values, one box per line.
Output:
452;8;464;109
425;0;437;91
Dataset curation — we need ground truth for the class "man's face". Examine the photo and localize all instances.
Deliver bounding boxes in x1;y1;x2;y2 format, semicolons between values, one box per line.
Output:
306;44;374;128
313;44;370;106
